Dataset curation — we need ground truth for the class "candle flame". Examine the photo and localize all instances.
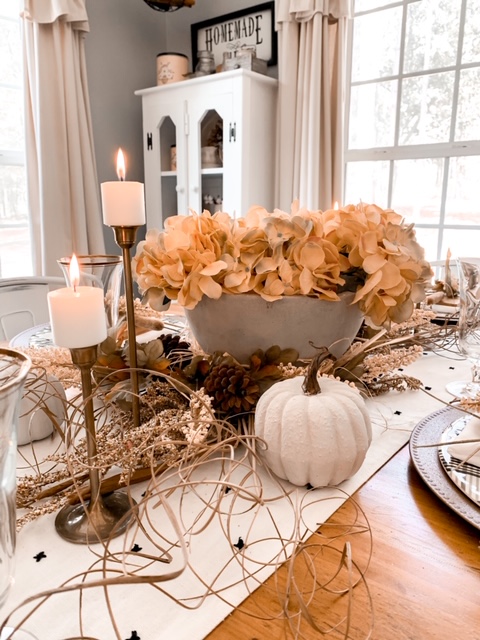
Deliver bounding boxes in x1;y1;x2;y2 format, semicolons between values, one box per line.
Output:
70;253;80;292
333;201;339;210
116;148;126;181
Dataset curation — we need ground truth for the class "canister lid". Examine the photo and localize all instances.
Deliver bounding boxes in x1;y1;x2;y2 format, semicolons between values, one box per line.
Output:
157;52;188;58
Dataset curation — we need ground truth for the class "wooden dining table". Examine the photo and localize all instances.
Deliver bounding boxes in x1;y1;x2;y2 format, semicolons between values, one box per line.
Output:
207;444;480;640
4;329;480;639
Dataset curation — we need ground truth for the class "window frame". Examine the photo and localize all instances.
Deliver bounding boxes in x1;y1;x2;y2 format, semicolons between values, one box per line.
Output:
344;0;480;262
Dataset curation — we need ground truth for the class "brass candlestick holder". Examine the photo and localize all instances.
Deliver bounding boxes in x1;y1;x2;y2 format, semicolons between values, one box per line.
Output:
112;225;140;428
55;345;136;544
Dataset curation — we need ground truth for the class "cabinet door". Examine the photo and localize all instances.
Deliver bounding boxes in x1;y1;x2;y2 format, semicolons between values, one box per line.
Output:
143;99;188;229
186;91;236;216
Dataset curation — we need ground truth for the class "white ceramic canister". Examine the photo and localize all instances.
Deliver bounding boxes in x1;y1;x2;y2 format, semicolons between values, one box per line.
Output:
156;52;188;85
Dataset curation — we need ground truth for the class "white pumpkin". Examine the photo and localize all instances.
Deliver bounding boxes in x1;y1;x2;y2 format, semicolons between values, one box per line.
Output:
254;356;372;488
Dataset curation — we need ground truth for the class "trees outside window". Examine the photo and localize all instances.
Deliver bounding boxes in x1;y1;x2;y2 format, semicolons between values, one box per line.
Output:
345;0;480;261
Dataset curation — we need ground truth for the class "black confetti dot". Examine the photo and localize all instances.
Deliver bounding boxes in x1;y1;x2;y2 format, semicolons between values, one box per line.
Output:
449;366;455;370
425;386;432;390
141;491;146;497
233;537;245;550
398;368;404;372
34;552;46;562
394;410;402;415
131;544;142;553
225;486;232;494
126;632;140;640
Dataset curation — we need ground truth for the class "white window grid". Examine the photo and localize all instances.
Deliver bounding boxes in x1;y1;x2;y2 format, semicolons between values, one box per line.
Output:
344;0;480;261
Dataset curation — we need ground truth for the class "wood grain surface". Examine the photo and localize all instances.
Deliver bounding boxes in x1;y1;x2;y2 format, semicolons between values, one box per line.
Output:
206;445;480;640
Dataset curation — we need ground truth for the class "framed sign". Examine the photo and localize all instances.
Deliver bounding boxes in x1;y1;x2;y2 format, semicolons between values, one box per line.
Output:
191;2;277;70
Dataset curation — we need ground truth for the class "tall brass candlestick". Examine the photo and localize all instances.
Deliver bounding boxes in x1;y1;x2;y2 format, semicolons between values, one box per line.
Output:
55;345;135;544
112;225;141;428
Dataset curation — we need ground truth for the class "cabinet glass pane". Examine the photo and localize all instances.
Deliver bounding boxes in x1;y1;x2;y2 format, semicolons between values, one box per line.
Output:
391;158;444;225
444;156;480;225
351;7;402;82
348;80;397;149
200;110;223;213
455;68;480;141
399;71;454;145
159;116;178;221
159;117;176;172
463;0;480;63
344;160;390;206
404;0;460;74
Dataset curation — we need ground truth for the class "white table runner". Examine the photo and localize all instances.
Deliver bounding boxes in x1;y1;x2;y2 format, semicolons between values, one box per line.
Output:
3;351;469;639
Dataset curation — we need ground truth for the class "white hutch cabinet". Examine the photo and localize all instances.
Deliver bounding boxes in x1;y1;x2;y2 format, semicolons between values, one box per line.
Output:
135;69;277;229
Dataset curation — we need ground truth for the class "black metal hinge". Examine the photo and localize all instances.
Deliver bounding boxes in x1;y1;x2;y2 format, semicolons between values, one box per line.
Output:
147;132;153;150
229;123;236;142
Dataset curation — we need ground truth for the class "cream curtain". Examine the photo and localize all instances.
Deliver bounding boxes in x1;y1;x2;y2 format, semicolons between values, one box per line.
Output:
275;0;353;211
22;0;105;277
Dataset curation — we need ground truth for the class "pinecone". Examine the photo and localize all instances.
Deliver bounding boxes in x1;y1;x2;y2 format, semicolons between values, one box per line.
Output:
160;333;192;367
203;362;260;414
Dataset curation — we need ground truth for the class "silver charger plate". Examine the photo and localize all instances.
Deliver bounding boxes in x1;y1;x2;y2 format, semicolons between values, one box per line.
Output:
409;406;480;530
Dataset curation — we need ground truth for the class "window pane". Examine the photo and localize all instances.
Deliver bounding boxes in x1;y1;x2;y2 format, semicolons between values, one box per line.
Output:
404;0;460;73
0;87;24;150
0;18;21;85
348;80;397;149
354;0;395;11
391;158;444;225
412;227;439;262
399;71;454;144
444;156;480;225
351;7;402;81
442;229;480;261
0;5;20;19
463;0;480;63
344;161;390;205
0;164;32;277
455;67;480;141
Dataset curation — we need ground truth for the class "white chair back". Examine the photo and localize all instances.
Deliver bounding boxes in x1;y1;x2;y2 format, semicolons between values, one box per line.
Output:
0;277;65;341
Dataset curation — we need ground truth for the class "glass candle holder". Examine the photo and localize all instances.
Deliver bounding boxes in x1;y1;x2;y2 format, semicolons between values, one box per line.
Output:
57;255;123;331
0;349;31;608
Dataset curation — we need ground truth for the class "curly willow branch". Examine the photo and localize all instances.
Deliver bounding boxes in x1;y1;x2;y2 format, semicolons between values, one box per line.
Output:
4;366;376;640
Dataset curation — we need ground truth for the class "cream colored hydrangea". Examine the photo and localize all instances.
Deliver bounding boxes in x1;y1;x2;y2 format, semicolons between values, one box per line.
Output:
132;203;432;327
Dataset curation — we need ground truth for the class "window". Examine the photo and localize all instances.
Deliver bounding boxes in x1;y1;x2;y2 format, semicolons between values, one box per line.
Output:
344;0;480;262
0;2;32;277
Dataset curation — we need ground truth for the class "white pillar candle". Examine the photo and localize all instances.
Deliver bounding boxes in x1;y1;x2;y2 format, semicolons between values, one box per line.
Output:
101;148;146;227
48;286;107;348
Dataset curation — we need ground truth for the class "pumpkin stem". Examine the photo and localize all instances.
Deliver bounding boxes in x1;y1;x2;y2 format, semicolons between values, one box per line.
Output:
302;347;332;395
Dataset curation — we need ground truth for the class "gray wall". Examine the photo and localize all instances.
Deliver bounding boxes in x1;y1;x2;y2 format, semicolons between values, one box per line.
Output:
85;0;273;251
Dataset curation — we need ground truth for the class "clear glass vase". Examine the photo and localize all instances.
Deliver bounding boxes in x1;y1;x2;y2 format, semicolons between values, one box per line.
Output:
0;349;31;608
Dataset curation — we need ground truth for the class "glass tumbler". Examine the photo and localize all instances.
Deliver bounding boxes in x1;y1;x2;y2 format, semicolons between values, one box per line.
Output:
57;255;123;331
0;349;31;608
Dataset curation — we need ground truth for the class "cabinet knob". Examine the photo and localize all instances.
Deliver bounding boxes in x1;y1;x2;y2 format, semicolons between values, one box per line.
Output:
192;186;199;193
175;185;185;193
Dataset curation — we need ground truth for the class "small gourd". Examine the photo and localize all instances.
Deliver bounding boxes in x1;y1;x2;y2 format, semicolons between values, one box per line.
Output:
254;351;372;488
